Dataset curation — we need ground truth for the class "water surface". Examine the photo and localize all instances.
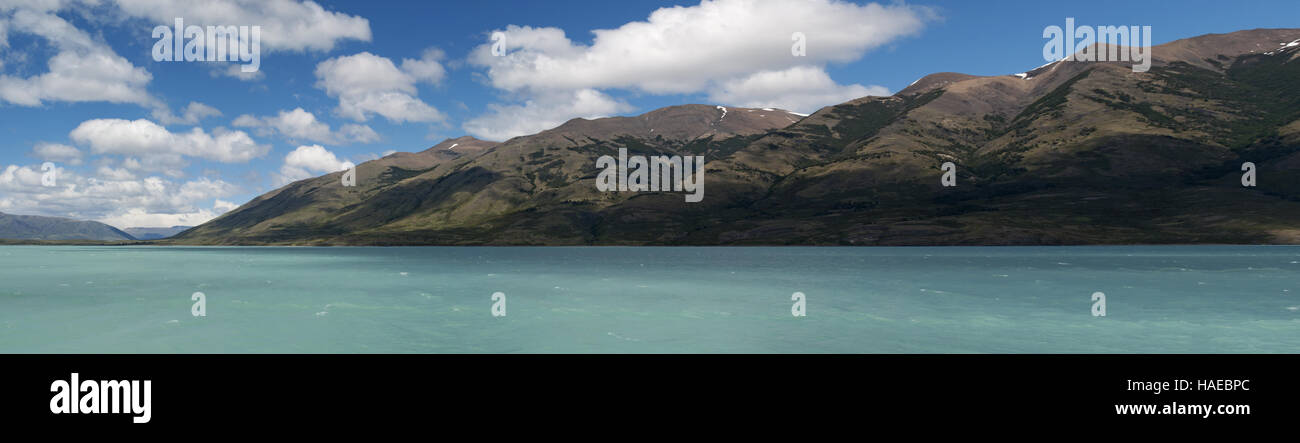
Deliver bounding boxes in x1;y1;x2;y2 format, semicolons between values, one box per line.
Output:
0;246;1296;353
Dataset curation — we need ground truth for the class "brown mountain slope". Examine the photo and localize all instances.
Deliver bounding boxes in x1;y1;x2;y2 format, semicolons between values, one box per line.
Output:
701;28;1300;244
172;28;1300;246
180;136;500;241
173;105;805;244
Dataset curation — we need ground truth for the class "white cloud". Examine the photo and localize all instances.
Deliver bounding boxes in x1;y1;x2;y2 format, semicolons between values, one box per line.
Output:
119;154;187;176
213;199;238;212
463;89;633;141
0;163;49;190
151;101;223;126
232;107;380;145
462;0;930;140
212;64;265;81
97;206;226;229
0;162;241;228
339;123;380;144
69;118;270;164
30;142;84;165
234;108;330;140
112;0;372;53
401;48;447;84
334;90;445;124
314;51;446;123
276;144;353;185
708;65;889;113
0;0;67;13
468;0;929;94
96;165;137;181
0;8;154;107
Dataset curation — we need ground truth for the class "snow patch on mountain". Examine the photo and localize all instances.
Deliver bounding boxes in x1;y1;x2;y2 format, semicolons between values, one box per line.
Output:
1013;59;1064;80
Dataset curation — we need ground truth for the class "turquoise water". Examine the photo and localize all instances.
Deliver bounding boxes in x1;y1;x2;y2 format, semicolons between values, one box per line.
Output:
0;246;1297;353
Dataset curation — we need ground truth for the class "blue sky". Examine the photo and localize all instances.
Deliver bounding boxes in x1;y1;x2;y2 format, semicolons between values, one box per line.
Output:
1;0;1297;228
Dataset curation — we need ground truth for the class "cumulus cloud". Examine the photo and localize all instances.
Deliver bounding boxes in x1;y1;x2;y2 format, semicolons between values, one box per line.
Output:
233;107;380;145
97;206;229;229
314;51;446;123
212;64;266;81
69;118;270;165
276;144;353;185
463;0;928;140
151;101;223;126
30;142;84;165
468;0;928;93
112;0;372;53
0;0;369;107
96;165;137;181
708;65;890;113
0;0;68;12
0;163;51;190
0;162;241;228
401;48;447;84
118;154;187;176
339;123;380;144
0;8;154;107
213;199;239;212
464;89;632;141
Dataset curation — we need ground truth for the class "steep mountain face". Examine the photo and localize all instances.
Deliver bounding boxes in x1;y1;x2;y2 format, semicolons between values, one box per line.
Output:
175;105;804;244
173;28;1300;245
698;28;1300;245
0;212;136;241
174;136;500;243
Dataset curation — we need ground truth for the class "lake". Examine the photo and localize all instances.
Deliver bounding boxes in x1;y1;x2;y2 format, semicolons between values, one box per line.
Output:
0;246;1297;353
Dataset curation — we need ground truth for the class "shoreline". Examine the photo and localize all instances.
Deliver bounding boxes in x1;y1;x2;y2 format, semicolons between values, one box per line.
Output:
0;240;1293;248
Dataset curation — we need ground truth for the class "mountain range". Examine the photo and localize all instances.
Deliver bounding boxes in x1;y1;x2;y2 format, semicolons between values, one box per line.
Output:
0;212;135;242
169;28;1300;246
122;226;193;240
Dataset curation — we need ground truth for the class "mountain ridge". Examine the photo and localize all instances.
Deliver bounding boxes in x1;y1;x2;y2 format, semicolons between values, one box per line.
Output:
0;212;136;241
170;28;1300;246
123;226;193;240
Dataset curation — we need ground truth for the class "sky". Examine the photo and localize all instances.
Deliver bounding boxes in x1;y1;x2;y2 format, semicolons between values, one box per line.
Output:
0;0;1297;229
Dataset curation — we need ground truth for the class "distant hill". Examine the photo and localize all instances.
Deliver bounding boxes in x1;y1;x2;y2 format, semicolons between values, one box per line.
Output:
123;226;193;240
172;28;1300;246
0;212;136;241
